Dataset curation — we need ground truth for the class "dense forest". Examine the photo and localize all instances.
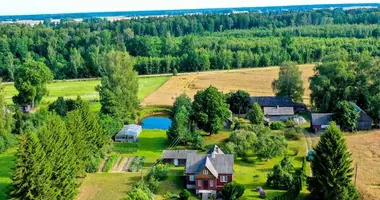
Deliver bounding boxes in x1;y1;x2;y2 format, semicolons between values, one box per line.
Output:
0;8;379;81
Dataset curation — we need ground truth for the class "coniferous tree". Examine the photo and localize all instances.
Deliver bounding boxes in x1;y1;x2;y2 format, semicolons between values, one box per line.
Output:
308;122;359;200
167;106;190;143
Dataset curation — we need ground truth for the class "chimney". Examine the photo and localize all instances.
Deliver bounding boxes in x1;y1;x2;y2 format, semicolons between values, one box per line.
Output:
215;146;219;153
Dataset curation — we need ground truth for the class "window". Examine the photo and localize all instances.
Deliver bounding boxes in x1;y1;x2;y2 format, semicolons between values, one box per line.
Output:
198;180;202;186
210;180;214;187
221;176;228;183
203;170;208;175
189;175;195;182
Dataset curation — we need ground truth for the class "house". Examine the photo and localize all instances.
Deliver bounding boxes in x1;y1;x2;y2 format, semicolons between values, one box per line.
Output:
353;104;372;130
185;152;234;198
162;150;197;166
207;145;224;155
115;124;142;142
264;106;295;122
250;96;307;112
311;113;334;133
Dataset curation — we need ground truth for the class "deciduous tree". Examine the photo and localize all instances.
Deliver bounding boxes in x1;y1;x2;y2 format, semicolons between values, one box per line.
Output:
272;62;304;103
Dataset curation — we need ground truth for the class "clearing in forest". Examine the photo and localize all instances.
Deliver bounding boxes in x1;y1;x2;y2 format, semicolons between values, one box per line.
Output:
142;64;315;106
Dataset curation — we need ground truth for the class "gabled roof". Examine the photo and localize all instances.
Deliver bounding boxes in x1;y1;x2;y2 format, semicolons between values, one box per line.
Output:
162;150;197;159
311;113;333;126
251;96;295;107
205;157;218;177
264;107;294;116
185;154;234;175
115;124;142;138
207;145;225;155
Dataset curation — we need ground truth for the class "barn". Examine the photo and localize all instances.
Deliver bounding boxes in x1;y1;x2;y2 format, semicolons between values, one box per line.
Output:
162;150;197;166
311;113;334;133
264;106;295;122
353;104;373;130
250;96;307;112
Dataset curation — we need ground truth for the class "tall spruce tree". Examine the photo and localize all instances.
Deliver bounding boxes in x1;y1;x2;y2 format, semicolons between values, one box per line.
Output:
309;122;359;200
99;51;139;123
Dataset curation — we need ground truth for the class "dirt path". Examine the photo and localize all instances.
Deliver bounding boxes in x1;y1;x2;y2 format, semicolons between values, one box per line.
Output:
123;157;135;172
98;155;110;172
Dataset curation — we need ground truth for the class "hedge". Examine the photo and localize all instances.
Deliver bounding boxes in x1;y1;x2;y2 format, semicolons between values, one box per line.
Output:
113;142;140;153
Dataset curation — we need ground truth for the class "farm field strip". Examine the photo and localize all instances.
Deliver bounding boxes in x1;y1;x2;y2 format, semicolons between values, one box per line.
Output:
142;64;315;106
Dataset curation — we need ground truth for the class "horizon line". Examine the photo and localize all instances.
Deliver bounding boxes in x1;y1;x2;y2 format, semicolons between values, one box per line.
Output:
0;2;378;17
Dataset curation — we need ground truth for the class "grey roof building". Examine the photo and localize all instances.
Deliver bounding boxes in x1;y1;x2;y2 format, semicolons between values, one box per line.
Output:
162;150;197;166
311;113;334;132
264;106;295;122
115;124;142;143
250;96;307;112
185;153;234;175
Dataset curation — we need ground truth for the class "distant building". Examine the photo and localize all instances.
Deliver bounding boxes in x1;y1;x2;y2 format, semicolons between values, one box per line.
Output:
250;96;307;112
162;150;197;166
352;104;372;131
264;106;295;122
115;124;142;143
311;113;334;133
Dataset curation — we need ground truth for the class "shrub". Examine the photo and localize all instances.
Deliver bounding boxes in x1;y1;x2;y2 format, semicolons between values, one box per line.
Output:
284;128;302;140
270;121;285;130
259;189;266;199
290;147;300;156
113;143;140;153
242;156;255;164
147;177;160;193
148;164;169;181
285;118;296;128
179;189;191;200
173;68;178;76
222;182;246;200
103;155;119;172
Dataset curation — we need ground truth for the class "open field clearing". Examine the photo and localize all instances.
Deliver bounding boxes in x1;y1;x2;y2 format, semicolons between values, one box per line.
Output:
142;64;315;106
0;148;16;200
346;130;380;200
3;76;169;107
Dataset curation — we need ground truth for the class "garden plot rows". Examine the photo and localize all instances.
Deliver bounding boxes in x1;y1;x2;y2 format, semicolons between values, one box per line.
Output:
101;156;146;173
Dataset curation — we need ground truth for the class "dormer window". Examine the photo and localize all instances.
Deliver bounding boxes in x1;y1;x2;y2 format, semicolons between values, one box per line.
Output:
203;170;208;175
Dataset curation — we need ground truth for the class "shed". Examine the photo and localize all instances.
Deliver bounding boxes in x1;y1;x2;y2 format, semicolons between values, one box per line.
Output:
311;113;334;133
353;104;372;131
264;106;295;122
162;150;197;166
115;124;142;143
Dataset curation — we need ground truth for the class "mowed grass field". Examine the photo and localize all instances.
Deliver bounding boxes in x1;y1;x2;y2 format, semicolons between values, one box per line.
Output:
3;76;170;110
0;148;16;200
142;64;315;106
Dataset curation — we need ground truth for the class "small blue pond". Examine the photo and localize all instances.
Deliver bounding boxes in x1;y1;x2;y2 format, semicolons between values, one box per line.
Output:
141;116;172;130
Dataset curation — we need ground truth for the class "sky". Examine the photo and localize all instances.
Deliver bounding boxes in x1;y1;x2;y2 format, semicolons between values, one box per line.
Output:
0;0;378;16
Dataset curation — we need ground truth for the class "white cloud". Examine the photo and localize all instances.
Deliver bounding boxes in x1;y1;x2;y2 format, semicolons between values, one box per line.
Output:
0;0;378;15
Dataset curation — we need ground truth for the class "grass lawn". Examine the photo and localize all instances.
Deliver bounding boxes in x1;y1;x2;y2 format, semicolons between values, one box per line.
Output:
3;76;170;111
76;173;141;200
0;148;16;200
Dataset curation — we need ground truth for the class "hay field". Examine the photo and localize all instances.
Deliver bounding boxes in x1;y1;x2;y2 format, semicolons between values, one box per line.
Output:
142;64;315;106
346;131;380;200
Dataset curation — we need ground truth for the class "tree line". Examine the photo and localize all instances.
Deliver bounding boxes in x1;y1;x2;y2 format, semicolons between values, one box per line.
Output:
0;8;379;81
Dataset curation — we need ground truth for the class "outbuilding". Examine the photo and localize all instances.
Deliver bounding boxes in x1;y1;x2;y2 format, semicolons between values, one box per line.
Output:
115;124;142;143
264;106;295;122
311;113;334;133
162;150;197;166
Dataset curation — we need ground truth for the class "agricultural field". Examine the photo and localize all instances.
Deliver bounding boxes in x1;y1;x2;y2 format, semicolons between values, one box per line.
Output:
3;76;170;109
346;131;380;200
142;64;315;106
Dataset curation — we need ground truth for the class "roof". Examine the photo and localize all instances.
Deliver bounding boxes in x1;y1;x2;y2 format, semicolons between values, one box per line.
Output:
205;157;218;177
207;145;225;155
162;150;197;159
115;124;142;138
264;107;294;116
251;96;295;107
185;154;234;175
311;113;333;126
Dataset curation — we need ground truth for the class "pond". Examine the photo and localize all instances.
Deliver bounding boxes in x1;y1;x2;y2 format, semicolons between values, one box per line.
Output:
141;116;172;130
